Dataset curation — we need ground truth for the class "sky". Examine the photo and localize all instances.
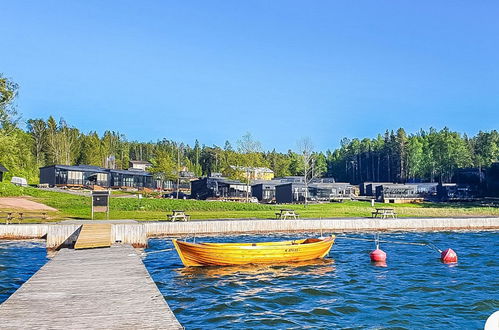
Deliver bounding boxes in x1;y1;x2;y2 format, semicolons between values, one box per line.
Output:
1;1;498;152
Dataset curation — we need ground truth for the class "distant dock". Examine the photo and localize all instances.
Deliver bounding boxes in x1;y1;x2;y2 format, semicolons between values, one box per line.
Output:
0;245;182;329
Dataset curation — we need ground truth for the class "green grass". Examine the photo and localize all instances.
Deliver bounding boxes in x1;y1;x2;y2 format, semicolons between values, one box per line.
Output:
1;182;499;222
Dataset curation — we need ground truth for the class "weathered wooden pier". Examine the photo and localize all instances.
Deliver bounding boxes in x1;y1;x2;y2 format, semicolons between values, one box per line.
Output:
0;245;182;329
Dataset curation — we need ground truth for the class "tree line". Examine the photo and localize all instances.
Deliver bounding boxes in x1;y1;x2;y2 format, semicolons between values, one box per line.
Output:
1;74;498;184
328;128;498;183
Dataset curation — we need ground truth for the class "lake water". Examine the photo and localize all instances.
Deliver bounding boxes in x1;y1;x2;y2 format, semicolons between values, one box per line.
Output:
0;232;497;329
0;240;48;303
143;231;498;329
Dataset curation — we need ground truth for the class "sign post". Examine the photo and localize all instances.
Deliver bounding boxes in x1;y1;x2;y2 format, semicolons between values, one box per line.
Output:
91;190;110;220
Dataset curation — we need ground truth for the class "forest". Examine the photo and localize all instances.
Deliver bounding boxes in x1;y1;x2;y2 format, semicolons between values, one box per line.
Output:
1;74;498;184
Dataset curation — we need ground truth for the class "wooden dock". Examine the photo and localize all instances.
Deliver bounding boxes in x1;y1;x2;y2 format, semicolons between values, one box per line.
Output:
74;223;112;249
0;245;182;329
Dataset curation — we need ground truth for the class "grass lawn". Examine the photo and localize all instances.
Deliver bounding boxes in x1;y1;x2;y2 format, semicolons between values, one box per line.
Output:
1;182;499;222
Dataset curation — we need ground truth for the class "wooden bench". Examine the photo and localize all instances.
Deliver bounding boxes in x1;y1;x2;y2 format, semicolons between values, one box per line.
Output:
372;208;397;219
275;209;299;220
167;210;190;222
0;211;48;224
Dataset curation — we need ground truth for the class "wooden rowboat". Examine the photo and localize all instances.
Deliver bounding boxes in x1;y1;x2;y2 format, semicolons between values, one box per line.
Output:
172;236;335;267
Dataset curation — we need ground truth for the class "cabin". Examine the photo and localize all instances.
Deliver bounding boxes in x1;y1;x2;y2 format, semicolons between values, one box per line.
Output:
412;182;439;198
275;182;309;203
190;177;249;200
375;184;421;203
109;169;154;189
437;183;479;201
39;165;154;190
272;178;350;204
308;183;355;201
40;165;109;187
359;182;393;196
0;163;8;182
251;181;280;203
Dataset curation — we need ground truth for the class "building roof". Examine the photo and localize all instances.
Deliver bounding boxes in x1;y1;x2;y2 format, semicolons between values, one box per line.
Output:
251;180;281;186
109;169;152;176
309;182;352;188
40;164;109;173
40;164;152;176
197;176;246;186
0;163;8;173
276;182;306;187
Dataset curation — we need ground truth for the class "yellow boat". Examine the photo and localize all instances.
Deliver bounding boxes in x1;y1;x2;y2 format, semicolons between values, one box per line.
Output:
172;236;335;267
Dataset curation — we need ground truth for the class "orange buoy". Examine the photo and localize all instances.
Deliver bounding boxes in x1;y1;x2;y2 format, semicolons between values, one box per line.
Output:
440;248;458;263
370;248;387;262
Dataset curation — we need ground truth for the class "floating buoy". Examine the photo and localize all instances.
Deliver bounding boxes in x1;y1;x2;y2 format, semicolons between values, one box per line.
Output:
440;248;458;263
370;248;387;262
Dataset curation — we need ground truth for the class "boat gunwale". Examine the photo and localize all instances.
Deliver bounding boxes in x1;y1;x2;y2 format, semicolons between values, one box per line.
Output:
172;236;335;251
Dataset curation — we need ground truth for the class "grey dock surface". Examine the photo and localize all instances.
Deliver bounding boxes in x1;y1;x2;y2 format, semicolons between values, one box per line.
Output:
0;245;182;329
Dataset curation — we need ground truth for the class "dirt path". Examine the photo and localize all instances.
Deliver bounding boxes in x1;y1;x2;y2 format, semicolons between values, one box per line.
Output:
0;197;57;211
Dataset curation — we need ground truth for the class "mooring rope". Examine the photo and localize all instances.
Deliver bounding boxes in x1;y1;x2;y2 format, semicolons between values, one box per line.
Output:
141;248;175;255
335;236;442;253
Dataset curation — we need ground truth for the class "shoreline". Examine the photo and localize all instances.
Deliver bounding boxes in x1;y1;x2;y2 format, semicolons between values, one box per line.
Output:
0;217;497;248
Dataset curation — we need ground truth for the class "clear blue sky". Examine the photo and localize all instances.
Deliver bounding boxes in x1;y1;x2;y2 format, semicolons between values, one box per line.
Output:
1;1;498;152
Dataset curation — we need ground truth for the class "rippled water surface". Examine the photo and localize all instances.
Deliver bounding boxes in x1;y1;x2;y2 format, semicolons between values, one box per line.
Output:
0;240;48;303
143;231;498;329
0;233;497;329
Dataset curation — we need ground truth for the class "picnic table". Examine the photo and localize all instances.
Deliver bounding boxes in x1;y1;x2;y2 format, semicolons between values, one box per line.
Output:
371;208;397;219
275;209;299;220
167;210;190;222
0;211;48;224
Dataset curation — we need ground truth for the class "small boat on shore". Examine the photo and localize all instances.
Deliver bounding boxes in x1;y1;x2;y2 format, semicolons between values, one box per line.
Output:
172;236;335;267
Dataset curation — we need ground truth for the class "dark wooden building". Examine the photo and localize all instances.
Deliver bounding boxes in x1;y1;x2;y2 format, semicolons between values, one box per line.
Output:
359;182;393;196
0;163;7;182
437;183;478;201
486;162;499;197
251;181;280;203
375;184;420;203
275;181;354;204
109;169;154;189
40;165;109;187
412;183;439;198
39;165;154;189
190;177;248;200
309;183;355;201
275;183;308;203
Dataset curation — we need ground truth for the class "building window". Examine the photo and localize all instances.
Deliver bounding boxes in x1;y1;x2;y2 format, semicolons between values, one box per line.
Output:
68;171;83;185
97;173;108;185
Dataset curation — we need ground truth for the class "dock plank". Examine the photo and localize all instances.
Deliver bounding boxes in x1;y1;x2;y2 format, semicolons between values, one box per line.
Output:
0;245;182;329
74;223;112;249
